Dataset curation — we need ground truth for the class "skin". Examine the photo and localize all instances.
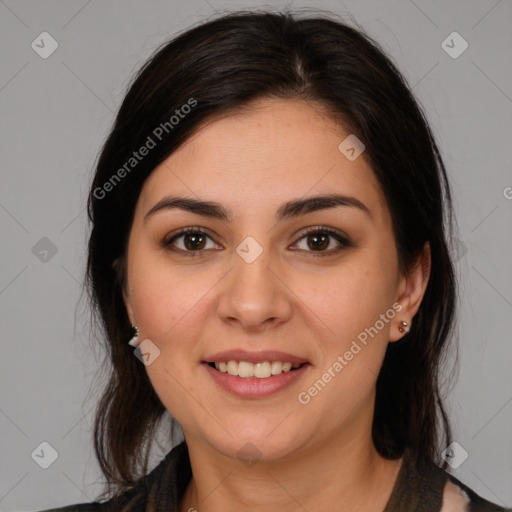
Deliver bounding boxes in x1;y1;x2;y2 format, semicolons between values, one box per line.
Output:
123;98;432;512
440;482;471;511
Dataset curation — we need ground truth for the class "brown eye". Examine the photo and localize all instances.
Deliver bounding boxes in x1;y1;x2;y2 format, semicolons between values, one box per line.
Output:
163;226;350;257
292;227;350;255
182;232;207;250
306;232;329;251
163;228;221;255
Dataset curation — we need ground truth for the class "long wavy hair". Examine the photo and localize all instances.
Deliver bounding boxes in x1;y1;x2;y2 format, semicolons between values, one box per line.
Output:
84;9;458;500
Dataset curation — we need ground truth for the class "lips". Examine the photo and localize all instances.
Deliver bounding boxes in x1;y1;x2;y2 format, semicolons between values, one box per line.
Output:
202;359;310;398
201;348;310;397
203;349;308;366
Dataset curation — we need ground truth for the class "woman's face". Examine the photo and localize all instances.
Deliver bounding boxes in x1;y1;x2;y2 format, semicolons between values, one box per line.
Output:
123;98;427;462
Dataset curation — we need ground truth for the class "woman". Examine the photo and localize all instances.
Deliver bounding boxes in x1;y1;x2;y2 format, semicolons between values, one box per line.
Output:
40;9;509;512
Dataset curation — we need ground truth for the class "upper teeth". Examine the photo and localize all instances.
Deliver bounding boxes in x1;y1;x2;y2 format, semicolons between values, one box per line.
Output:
214;360;302;378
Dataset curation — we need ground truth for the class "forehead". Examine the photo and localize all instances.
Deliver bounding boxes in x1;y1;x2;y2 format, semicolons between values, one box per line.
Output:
137;98;390;225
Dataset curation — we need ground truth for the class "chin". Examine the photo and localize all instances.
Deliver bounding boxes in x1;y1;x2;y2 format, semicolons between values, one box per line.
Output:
197;422;309;465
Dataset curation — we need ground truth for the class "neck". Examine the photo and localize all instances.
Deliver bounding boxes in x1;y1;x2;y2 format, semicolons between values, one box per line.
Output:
179;412;402;512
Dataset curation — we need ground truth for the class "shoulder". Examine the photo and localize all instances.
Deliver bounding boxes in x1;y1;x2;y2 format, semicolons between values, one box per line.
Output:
395;447;510;512
36;441;190;512
441;474;510;512
440;480;472;511
35;482;145;512
35;484;139;512
37;503;109;512
36;492;139;512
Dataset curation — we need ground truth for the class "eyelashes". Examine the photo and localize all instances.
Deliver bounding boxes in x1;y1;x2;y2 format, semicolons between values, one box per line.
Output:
289;226;351;255
162;226;351;257
163;227;220;254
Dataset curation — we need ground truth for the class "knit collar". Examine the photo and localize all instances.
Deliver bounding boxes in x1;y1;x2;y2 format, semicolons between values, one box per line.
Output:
382;447;445;511
103;441;191;511
104;442;447;512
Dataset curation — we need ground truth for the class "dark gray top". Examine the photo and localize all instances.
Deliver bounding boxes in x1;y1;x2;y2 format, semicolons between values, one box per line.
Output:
39;441;510;511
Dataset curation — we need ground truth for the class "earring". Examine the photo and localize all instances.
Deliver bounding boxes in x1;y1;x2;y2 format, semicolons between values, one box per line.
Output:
398;321;409;334
128;326;140;347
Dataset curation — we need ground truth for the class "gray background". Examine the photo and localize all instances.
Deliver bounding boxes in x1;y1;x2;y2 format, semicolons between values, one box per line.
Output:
1;0;511;510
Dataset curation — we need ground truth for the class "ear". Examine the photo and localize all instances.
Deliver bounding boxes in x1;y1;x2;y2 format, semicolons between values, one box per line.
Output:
389;241;431;342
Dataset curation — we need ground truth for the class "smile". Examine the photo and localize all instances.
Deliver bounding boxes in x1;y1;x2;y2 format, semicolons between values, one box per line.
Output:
203;361;310;398
209;360;303;379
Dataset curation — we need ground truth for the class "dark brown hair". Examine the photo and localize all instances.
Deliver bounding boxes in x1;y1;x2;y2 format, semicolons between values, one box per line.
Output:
85;8;458;500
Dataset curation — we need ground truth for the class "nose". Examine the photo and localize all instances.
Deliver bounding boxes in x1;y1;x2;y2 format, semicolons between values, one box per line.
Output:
216;243;293;333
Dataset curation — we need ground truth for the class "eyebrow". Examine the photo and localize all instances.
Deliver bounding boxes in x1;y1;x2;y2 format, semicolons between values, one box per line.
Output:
143;193;373;223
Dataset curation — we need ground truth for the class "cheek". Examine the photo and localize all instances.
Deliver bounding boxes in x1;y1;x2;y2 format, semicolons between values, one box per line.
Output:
127;249;221;348
293;255;397;343
126;254;213;423
309;257;398;402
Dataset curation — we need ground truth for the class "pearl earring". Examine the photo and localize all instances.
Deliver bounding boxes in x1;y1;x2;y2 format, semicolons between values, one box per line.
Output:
128;326;140;347
398;321;409;334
